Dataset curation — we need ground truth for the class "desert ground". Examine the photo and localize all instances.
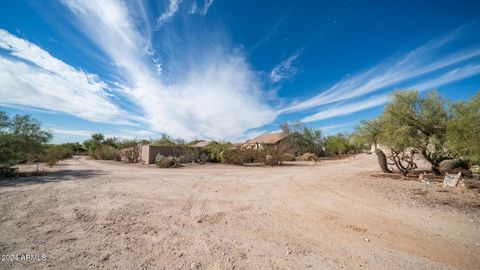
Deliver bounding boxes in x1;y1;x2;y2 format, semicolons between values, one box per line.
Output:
1;154;479;269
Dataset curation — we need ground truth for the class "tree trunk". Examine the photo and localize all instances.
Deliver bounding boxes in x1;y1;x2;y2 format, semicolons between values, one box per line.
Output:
431;164;441;176
375;149;392;173
420;148;442;175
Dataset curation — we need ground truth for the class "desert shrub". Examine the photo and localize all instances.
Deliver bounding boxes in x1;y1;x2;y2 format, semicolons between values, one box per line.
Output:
265;151;283;166
279;121;323;156
95;146;120;161
156;156;179;168
1;112;51;166
155;154;165;163
300;152;317;161
221;149;283;166
120;145;141;163
199;152;209;164
152;134;185;146
221;149;259;165
205;142;231;162
282;153;296;162
220;149;246;165
42;145;74;166
0;167;17;178
178;154;195;164
324;134;349;157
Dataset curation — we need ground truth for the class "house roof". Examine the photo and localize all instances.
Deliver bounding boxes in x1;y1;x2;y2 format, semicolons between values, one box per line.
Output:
189;141;211;148
243;132;288;145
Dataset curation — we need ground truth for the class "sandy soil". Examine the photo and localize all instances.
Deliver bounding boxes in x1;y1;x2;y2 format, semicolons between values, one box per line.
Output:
1;154;479;269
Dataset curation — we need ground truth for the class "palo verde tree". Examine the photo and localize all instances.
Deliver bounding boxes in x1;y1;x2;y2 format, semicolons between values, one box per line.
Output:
354;119;382;150
379;90;451;175
446;92;480;165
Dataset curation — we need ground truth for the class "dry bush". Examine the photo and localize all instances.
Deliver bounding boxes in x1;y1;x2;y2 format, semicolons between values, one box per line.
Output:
120;145;141;163
221;149;283;166
300;153;317;161
95;146;120;161
265;152;283;166
156;156;179;168
282;153;296;162
43;145;74;166
178;154;196;164
221;149;260;165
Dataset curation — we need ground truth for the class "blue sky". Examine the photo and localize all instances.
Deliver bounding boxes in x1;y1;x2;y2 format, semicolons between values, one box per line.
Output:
0;0;479;143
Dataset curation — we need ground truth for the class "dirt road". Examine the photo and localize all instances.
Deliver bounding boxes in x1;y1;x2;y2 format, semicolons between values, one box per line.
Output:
1;154;479;269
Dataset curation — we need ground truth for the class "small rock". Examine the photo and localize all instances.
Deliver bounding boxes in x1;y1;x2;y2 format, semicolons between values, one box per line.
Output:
190;262;201;269
100;254;110;261
364;238;370;242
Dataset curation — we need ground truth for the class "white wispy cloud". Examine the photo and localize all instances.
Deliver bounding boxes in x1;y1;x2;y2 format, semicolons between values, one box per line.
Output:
302;96;389;123
49;128;93;137
250;15;285;51
156;0;182;27
320;122;356;135
189;0;214;15
270;49;302;83
50;127;156;141
301;63;480;123
62;0;276;140
0;29;129;123
280;31;480;114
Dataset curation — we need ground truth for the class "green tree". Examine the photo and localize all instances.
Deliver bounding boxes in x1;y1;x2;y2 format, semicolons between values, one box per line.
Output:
379;90;451;175
0;111;51;166
280;121;323;155
152;134;185;146
324;133;349;157
354;119;382;150
83;133;105;156
446;92;480;165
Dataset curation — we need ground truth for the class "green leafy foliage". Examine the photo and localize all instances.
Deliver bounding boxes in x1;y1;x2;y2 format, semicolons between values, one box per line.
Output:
204;142;231;162
324;133;349;157
156;156;179;168
282;153;296;161
446;93;480;165
220;149;283;166
0;111;51;166
152;134;185;146
41;144;75;166
280;121;324;156
378;90;451;174
94;145;120;160
353;119;382;150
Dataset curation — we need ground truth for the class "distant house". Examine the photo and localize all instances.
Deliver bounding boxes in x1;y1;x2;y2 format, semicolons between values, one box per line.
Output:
229;143;243;150
241;132;289;151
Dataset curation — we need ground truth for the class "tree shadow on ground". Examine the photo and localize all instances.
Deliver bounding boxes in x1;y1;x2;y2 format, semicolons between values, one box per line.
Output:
0;169;105;187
